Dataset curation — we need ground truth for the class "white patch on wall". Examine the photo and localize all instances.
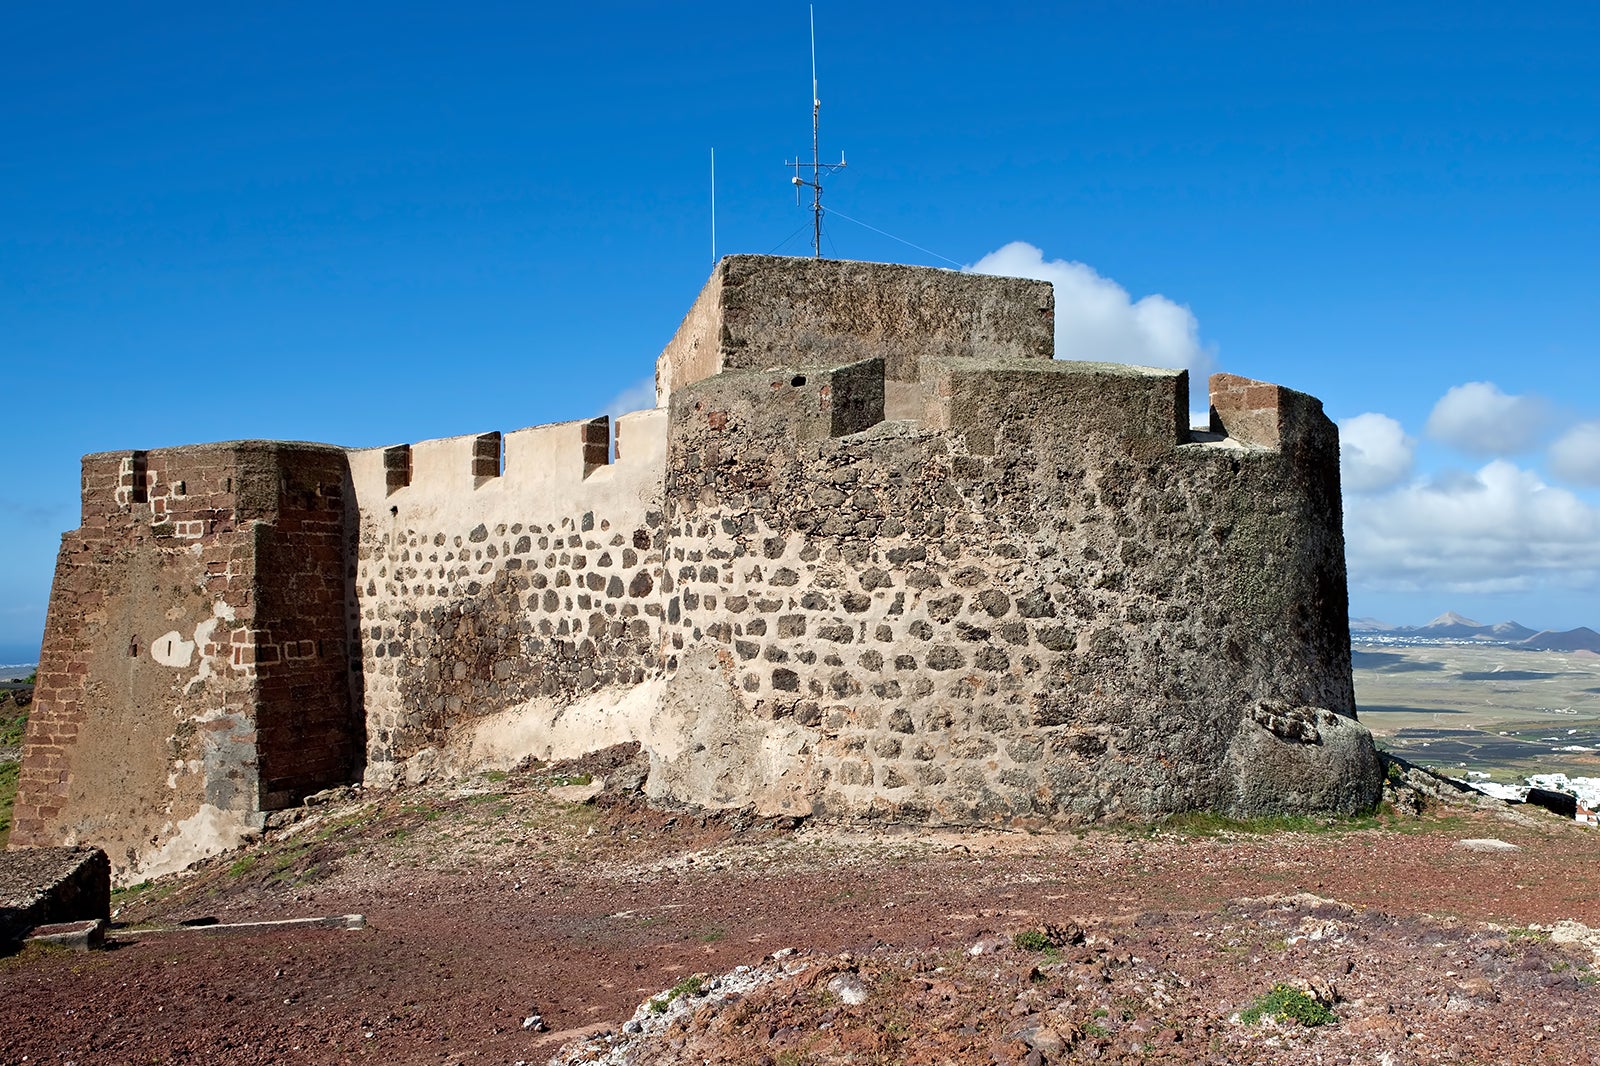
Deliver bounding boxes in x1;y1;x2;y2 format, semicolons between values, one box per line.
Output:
123;804;259;886
187;606;232;691
151;630;195;668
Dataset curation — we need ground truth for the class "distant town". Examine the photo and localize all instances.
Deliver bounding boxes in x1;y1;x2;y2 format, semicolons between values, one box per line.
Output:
1351;610;1600;653
1352;611;1600;827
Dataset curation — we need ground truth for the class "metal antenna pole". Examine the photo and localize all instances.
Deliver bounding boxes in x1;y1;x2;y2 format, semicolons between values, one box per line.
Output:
785;5;846;258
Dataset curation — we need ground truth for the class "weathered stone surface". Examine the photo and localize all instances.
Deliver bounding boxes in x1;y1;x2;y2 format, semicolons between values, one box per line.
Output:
0;846;110;947
655;255;1054;417
11;442;355;883
17;256;1379;878
1224;704;1383;816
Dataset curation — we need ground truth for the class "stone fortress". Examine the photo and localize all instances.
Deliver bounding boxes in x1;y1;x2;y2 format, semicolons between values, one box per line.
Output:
11;255;1382;881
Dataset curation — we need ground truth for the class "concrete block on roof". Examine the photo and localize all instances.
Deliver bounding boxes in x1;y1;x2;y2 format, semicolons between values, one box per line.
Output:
655;255;1054;402
927;357;1188;455
670;358;886;444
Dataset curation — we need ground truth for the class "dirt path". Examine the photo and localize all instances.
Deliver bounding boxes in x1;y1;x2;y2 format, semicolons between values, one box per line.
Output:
2;769;1597;1064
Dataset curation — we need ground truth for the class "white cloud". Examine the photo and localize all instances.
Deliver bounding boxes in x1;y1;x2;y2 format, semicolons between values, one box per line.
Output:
1549;421;1600;486
1339;413;1414;494
1424;381;1550;456
602;377;658;420
967;242;1214;374
1344;459;1600;594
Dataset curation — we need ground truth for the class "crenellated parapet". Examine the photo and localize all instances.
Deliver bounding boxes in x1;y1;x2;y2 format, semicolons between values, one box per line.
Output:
348;410;667;506
14;254;1380;881
345;410;671;784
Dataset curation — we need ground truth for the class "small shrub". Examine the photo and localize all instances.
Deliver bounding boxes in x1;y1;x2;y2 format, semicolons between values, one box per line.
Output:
1012;929;1050;952
1239;984;1337;1027
647;974;705;1014
0;695;29;747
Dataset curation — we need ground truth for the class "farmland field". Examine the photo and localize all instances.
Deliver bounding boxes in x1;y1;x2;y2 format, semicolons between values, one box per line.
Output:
1352;640;1600;783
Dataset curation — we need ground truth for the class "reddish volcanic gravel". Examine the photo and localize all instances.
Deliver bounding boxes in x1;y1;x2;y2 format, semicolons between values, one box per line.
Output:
2;767;1598;1065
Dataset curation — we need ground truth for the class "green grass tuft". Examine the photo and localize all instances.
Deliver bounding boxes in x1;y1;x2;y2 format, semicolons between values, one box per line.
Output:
1240;984;1337;1027
647;974;705;1014
0;759;19;849
1156;810;1382;837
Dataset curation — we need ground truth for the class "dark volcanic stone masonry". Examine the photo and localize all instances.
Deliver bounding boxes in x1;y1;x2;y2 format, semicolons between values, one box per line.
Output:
12;255;1381;880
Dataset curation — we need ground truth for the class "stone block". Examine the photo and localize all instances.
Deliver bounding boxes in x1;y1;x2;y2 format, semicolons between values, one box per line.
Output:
656;255;1053;402
928;357;1188;455
0;846;111;948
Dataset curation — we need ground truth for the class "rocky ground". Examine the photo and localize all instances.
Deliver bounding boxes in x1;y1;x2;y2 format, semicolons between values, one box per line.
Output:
2;752;1598;1065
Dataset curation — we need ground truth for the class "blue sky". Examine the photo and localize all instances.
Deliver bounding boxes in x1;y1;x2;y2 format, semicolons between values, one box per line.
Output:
3;1;1598;660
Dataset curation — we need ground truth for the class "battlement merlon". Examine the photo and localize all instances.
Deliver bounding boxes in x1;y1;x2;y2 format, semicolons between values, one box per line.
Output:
77;441;350;531
668;358;887;446
655;255;1054;418
927;358;1189;456
1208;372;1337;455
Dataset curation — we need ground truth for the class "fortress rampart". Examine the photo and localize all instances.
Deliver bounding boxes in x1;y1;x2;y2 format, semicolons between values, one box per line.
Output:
12;255;1381;881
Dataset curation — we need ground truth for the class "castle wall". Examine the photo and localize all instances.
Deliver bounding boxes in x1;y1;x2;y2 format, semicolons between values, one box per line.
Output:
11;443;355;881
649;357;1375;823
347;409;671;783
14;254;1381;879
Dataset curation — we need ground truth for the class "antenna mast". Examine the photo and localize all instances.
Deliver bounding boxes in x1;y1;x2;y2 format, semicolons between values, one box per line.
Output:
785;5;846;259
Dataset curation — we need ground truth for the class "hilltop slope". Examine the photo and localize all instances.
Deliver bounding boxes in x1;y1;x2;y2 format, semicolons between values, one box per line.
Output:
2;760;1597;1065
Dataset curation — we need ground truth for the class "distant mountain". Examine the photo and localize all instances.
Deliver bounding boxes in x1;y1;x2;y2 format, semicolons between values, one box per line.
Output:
1486;620;1539;642
1349;614;1587;649
1423;610;1480;628
1416;611;1486;638
1519;627;1600;654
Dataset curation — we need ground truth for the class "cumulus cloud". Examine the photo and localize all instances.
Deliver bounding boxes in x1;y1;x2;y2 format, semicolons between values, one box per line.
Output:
1549;421;1600;486
1344;459;1600;594
967;242;1214;374
602;376;658;419
1339;413;1414;494
1424;381;1551;456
